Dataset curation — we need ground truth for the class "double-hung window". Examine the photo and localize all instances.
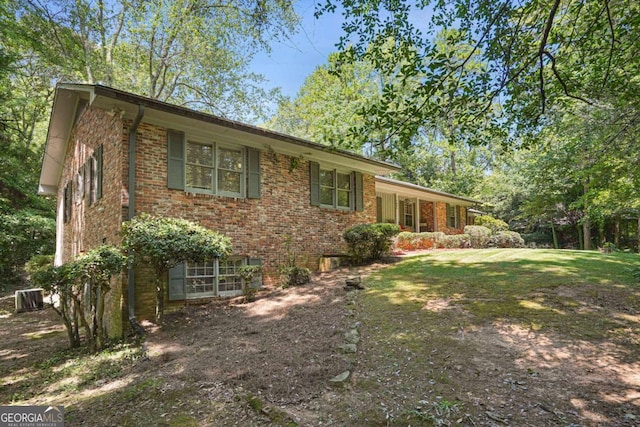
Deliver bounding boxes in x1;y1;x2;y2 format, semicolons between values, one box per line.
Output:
310;161;364;211
185;260;217;298
319;168;352;209
170;257;261;300
185;140;244;197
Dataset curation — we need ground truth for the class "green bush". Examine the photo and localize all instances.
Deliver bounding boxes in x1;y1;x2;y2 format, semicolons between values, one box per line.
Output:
440;234;471;249
489;231;525;248
280;266;311;287
464;225;492;248
474;215;509;234
344;223;401;264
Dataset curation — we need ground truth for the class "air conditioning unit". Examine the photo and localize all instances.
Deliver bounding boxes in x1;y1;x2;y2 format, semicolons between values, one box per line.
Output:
15;288;45;312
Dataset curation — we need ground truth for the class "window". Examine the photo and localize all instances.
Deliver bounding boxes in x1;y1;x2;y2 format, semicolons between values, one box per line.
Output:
319;168;352;209
218;258;244;296
446;204;458;228
80;144;103;205
404;201;414;228
310;162;363;211
185;140;244;197
63;182;72;223
168;130;261;199
171;257;259;300
185;260;217;298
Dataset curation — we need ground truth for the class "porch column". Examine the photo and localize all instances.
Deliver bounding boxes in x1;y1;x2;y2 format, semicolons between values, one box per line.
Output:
415;198;421;232
395;194;400;226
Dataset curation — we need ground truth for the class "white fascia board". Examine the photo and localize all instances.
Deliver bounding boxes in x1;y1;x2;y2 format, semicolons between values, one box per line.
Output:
38;87;91;195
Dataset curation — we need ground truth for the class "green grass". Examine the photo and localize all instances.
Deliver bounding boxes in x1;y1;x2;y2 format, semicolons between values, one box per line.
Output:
365;248;640;341
343;248;640;425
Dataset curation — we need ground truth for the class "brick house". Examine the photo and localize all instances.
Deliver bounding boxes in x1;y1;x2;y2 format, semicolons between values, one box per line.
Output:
38;83;479;335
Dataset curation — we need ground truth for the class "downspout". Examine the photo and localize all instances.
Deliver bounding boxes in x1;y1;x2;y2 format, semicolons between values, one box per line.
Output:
127;105;145;335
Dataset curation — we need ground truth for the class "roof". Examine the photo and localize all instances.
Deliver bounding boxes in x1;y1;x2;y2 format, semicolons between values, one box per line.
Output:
39;83;401;195
375;175;482;205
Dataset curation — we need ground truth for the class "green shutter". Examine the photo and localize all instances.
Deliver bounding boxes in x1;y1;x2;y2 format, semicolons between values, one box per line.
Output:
354;172;364;211
247;148;261;198
248;258;262;288
399;200;405;227
167;130;185;190
168;263;186;301
309;161;320;206
95;144;103;200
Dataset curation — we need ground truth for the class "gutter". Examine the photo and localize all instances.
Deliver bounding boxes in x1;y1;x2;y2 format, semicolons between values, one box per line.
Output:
127;104;146;336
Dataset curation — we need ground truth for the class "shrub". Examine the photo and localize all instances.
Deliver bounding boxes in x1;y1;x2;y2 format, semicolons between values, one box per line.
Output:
121;213;232;323
440;234;471;249
464;225;492;248
489;231;525;248
280;266;311;287
474;215;509;234
343;223;401;264
394;232;445;251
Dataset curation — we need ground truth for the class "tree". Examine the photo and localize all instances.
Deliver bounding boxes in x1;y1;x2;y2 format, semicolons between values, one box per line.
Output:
28;246;126;351
15;0;299;122
315;0;640;147
121;214;232;323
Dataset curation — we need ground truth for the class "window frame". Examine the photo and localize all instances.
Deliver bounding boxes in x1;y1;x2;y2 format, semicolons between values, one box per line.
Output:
183;257;247;299
184;138;245;198
185;259;218;299
319;167;353;210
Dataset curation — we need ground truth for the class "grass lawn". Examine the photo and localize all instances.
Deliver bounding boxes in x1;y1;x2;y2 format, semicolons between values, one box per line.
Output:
336;248;640;426
1;248;639;426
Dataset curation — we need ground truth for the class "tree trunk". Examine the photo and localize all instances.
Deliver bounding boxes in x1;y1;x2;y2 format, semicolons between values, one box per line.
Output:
156;275;165;324
637;215;640;253
614;217;621;247
583;217;592;250
551;220;559;249
577;224;584;250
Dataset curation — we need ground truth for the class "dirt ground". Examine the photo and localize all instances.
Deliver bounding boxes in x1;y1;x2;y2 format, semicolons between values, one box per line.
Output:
1;257;639;426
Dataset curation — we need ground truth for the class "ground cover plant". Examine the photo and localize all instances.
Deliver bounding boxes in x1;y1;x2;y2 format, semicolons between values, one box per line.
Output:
1;249;639;426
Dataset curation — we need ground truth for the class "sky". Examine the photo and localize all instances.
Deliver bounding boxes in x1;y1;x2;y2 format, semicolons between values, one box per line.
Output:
249;1;345;100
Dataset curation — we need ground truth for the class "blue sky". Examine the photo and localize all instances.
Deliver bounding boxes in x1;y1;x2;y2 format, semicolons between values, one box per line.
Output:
249;1;344;99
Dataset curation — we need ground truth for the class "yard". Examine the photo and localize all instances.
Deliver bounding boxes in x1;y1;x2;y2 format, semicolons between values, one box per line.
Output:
1;248;639;426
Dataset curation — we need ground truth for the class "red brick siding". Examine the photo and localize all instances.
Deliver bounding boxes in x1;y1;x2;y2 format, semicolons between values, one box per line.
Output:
129;123;376;320
420;201;434;232
57;106;126;336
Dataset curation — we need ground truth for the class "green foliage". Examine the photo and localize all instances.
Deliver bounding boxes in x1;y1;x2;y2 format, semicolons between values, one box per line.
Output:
14;0;298;122
343;223;401;264
28;246;126;351
279;266;311;288
489;231;525;248
237;265;262;302
474;215;509;234
464;225;492;249
439;234;471;249
121;213;231;271
121;213;231;323
521;231;554;247
601;242;619;254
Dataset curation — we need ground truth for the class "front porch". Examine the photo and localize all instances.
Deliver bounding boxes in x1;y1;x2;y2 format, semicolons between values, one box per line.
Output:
374;176;482;234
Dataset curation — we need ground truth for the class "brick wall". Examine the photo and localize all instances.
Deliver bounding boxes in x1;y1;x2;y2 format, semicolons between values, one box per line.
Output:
420;201;434;232
58;106;126;337
128;122;377;321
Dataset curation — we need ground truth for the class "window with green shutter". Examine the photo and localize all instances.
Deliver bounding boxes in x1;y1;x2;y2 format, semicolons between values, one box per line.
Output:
310;161;363;210
167;129;260;199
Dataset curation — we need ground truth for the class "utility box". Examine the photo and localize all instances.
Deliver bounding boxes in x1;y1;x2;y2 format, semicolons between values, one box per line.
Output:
15;288;45;312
